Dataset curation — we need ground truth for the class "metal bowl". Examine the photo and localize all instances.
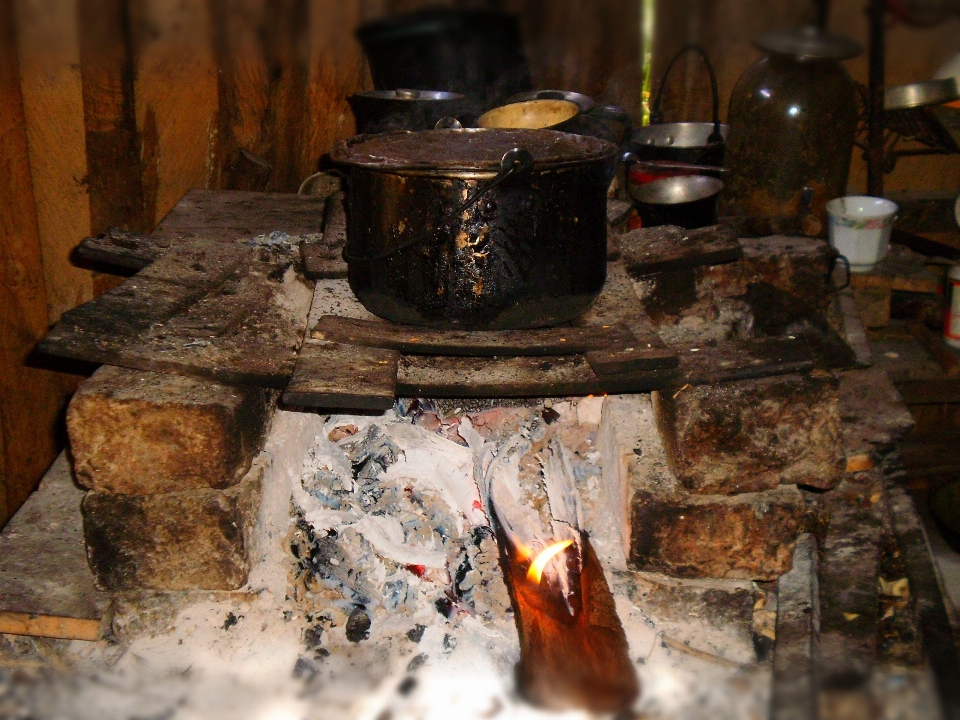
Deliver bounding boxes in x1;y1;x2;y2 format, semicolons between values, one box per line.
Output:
631;174;724;205
885;78;960;111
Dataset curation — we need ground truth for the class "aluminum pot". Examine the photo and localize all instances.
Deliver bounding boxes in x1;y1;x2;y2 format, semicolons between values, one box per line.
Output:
347;90;467;134
331;129;619;329
628;45;727;168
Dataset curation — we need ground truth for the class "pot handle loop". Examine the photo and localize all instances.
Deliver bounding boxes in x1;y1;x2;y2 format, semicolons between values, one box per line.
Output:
589;104;633;140
435;116;463;129
650;44;723;145
342;147;533;263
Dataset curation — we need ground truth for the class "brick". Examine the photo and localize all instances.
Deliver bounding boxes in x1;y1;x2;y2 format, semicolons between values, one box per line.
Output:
598;394;808;581
653;372;846;494
628;485;806;581
739;236;834;309
82;465;262;591
68;365;274;494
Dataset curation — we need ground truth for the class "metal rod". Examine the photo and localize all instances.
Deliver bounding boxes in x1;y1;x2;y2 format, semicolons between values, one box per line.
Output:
866;0;886;196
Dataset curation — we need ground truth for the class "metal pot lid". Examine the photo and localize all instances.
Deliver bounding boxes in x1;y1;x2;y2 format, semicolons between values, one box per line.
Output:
505;89;595;113
332;128;617;172
351;89;465;101
755;25;862;60
885;78;960;110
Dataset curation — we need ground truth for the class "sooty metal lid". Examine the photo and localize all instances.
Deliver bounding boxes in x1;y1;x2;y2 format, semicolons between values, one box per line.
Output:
331;128;617;172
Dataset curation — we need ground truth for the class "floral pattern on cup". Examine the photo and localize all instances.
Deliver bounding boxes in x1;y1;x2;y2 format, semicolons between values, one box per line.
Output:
830;215;894;230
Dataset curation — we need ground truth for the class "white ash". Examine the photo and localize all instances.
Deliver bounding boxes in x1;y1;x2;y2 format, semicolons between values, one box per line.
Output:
2;403;771;720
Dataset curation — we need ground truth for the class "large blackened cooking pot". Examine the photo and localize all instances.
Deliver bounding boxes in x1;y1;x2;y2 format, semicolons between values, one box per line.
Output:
331;129;619;330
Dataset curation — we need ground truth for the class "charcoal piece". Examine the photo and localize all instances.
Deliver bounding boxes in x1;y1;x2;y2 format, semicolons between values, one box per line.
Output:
345;606;371;643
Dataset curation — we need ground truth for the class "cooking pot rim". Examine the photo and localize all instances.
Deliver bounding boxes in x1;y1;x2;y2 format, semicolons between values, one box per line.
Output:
631;121;729;148
332;128;618;174
350;89;466;102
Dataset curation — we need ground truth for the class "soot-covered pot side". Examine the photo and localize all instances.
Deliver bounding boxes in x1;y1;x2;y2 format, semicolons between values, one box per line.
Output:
333;129;617;330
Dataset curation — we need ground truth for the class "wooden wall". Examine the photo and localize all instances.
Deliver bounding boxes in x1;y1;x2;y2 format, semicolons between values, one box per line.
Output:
0;0;642;527
652;0;960;193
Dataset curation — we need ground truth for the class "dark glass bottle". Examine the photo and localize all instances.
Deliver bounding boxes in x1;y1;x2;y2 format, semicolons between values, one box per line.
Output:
722;27;861;235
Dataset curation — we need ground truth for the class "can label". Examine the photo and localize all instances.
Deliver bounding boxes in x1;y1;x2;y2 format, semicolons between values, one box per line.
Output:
946;279;960;341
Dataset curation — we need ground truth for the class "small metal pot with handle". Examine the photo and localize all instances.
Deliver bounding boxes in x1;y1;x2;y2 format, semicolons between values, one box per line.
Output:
628;45;727;169
347;89;467;134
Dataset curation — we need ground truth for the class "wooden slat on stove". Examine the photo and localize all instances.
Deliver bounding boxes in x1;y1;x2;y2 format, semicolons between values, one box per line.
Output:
619;224;743;276
585;345;680;375
39;240;314;388
397;353;678;398
676;336;815;385
300;191;348;280
312;315;642;357
283;340;400;410
76;188;333;274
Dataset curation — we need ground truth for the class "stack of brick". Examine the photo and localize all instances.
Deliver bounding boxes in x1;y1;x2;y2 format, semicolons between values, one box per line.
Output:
600;372;845;581
67;365;275;591
601;235;847;581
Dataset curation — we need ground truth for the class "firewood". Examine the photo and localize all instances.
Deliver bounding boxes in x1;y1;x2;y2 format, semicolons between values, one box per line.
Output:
494;523;639;714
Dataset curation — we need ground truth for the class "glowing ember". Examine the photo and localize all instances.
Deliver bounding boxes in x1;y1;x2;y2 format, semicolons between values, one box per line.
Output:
526;539;574;584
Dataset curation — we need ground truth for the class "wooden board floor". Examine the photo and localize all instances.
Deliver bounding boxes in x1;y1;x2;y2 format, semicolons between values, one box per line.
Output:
0;452;106;641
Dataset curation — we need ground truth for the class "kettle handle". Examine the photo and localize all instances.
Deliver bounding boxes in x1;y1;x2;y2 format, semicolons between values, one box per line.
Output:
650;44;723;144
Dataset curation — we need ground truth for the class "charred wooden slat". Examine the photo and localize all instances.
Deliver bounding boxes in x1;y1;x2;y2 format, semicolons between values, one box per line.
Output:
75;228;167;272
283;340;399;410
397;353;678;398
585;345;679;375
301;191;348;279
312;315;639;357
675;336;815;385
496;527;639;714
619;224;743;276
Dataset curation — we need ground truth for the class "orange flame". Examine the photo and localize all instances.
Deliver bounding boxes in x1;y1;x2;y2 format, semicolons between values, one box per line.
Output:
526;539;574;584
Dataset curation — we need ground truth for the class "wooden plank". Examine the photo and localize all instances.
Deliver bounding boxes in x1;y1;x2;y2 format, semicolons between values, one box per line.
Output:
885;483;960;719
619;224;743;276
676;337;814;386
131;0;220;227
209;0;272;191
311;315;639;357
397;353;678;398
304;0;365;182
38;254;313;389
585;345;679;375
283;339;399;410
0;454;108;633
75;229;160;273
771;533;819;720
14;0;94;323
301;191;348;279
77;0;148;236
0;2;79;527
0;612;101;642
153;188;327;240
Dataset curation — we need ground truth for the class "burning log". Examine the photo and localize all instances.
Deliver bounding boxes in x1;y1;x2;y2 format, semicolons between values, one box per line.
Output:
495;525;640;714
480;430;639;714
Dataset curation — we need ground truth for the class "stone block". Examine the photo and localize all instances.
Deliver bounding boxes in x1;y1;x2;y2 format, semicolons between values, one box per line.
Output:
739;236;834;308
68;365;274;494
628;484;807;581
598;394;808;581
653;371;846;494
82;465;262;591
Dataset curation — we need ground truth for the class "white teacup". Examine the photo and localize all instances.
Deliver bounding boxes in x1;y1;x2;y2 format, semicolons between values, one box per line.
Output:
825;196;898;273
